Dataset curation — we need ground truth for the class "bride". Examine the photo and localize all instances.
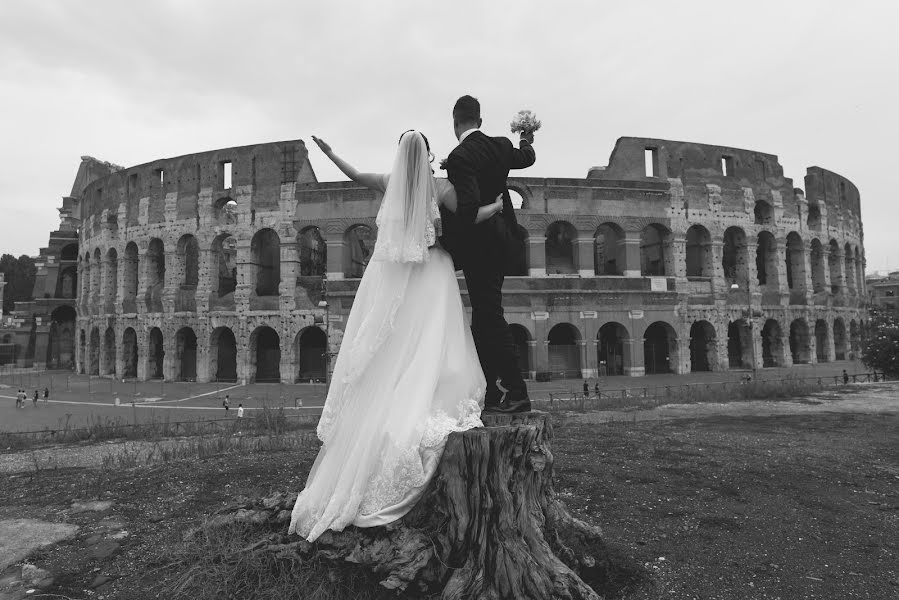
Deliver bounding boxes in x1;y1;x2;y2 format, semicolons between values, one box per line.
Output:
289;130;503;542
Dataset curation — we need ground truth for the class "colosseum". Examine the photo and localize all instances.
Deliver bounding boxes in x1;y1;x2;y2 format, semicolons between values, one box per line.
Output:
62;136;866;383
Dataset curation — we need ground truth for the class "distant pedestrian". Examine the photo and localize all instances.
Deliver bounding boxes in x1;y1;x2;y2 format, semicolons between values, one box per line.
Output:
33;390;39;406
237;404;244;418
43;387;49;400
842;369;849;385
222;394;230;412
594;382;600;397
583;379;589;398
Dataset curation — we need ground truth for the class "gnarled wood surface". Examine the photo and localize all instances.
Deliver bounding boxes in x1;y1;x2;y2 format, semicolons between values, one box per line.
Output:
204;413;615;599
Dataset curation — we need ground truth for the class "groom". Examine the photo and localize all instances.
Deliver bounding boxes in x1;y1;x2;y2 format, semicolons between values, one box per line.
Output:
440;95;536;413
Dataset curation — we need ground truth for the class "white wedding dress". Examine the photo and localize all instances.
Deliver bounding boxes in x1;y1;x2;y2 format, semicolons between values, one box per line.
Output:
289;132;485;542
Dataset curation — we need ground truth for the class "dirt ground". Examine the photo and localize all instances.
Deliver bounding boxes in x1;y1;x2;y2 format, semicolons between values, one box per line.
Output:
0;389;897;599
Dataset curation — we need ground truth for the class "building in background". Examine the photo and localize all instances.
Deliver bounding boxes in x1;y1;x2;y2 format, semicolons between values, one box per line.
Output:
866;271;899;311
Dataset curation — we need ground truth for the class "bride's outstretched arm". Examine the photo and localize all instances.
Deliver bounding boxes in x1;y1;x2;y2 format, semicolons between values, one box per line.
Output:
311;136;386;192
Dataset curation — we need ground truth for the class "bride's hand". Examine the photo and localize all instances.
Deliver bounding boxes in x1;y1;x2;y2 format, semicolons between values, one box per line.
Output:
311;136;332;155
491;195;504;216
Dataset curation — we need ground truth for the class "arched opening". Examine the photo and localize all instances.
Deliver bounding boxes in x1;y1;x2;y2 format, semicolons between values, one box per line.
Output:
761;319;783;367
55;265;78;299
509;324;531;377
176;235;199;311
60;243;78;261
815;319;829;362
843;243;856;295
546;221;577;275
828;239;841;294
175;327;197;381
210;327;237;382
849;320;860;355
299;227;326;277
754;200;774;225
594;223;624;276
810;239;826;293
250;326;281;382
89;327;100;375
145;238;165;312
508;189;526;210
789;319;811;365
102;327;116;376
833;318;847;361
344;225;374;278
297;326;327;382
147;327;164;379
785;232;806;291
756;231;778;287
251;228;281;296
214;197;239;222
727;320;752;369
122;328;137;378
104;248;118;309
640;224;670;276
123;242;139;313
685;225;713;277
644;322;676;375
689;320;717;372
597;322;627;376
46;305;76;369
807;204;821;229
210;233;237;307
722;226;748;286
548;323;581;379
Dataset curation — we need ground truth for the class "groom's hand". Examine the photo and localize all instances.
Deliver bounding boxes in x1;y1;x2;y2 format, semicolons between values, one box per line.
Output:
520;131;534;145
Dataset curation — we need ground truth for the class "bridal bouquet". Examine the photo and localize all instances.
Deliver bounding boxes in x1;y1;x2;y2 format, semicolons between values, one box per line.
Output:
510;109;542;135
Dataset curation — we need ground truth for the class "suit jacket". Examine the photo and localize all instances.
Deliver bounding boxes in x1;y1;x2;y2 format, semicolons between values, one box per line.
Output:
440;130;536;272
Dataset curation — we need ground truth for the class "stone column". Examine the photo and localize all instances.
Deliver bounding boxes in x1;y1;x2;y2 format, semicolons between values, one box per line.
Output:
622;337;643;376
800;240;814;297
575;237;594;277
528;236;546;277
196;322;211;383
774;239;789;296
622;232;642;278
136;246;150;314
136;327;148;381
115;254;127;316
669;233;686;280
279;241;299;312
234;240;252;313
162;242;178;314
195;248;214;314
526;340;537;381
98;256;109;316
577;340;592;378
710;239;725;294
163;329;176;381
114;325;125;381
326;239;344;281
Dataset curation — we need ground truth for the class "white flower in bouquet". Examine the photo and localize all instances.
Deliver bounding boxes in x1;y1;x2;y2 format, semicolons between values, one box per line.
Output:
510;110;542;135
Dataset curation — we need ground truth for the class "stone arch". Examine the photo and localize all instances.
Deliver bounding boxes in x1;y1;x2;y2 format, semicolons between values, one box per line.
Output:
89;326;100;375
122;327;137;378
807;203;821;229
761;319;784;368
210;326;238;382
685;225;713;278
251;228;281;296
147;327;164;378
81;252;91;303
299;226;326;277
249;325;281;382
46;305;76;369
60;243;78;261
210;233;237;308
55;265;78;299
104;247;118;309
123;241;139;313
815;319;830;362
594;223;624;276
102;326;116;376
546;221;577;275
809;239;826;293
507;187;528;210
828;239;841;294
833;317;848;361
597;321;628;376
175;327;198;381
785;232;806;291
789;318;811;365
722;226;749;286
689;320;717;372
296;326;327;382
214;196;239;223
727;319;752;369
548;322;581;378
843;243;856;294
509;324;532;378
643;321;677;375
174;235;199;311
343;224;374;278
754;200;774;226
756;231;779;288
640;223;670;276
145;238;165;312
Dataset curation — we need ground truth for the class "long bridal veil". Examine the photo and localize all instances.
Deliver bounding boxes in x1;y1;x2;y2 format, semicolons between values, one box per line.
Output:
289;131;484;542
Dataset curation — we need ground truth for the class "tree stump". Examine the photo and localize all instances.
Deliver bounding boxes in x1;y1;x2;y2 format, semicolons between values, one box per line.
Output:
207;413;616;599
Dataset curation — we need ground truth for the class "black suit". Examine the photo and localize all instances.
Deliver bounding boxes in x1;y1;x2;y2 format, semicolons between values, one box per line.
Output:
440;130;535;403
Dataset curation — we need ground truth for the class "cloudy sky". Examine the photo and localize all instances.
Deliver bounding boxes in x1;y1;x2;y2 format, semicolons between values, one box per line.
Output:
1;0;896;272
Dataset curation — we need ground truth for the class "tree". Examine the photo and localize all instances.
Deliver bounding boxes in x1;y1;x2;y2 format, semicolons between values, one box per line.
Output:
861;309;899;378
0;254;36;314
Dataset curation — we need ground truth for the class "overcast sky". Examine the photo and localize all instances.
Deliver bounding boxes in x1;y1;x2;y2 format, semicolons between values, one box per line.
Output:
1;1;896;272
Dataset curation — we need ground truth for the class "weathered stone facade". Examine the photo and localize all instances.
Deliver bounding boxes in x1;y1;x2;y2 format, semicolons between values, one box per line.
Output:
72;136;866;383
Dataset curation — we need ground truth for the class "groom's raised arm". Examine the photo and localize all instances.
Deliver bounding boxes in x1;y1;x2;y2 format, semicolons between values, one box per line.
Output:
507;138;536;170
445;152;481;228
